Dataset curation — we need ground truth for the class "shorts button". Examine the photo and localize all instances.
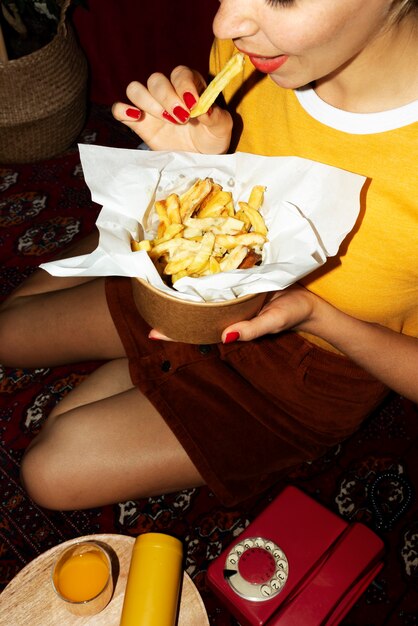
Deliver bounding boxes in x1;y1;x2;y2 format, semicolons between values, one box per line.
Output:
199;345;212;355
161;360;171;372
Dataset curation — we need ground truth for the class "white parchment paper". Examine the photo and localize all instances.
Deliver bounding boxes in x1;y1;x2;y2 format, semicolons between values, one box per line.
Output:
41;145;365;303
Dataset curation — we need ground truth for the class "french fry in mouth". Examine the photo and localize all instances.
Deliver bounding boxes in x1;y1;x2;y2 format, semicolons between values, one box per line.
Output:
131;178;268;285
189;53;245;118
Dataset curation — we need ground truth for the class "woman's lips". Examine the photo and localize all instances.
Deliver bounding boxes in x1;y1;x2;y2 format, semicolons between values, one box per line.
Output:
248;54;289;73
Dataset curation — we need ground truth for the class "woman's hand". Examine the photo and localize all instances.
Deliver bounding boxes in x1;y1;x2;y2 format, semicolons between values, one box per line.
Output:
148;283;418;401
222;284;418;403
148;285;318;343
221;285;318;342
112;65;233;154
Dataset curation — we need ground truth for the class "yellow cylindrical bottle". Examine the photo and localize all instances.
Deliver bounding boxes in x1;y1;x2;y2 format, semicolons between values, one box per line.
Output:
119;532;183;626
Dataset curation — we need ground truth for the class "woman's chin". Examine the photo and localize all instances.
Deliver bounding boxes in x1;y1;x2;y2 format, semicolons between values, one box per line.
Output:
269;74;312;91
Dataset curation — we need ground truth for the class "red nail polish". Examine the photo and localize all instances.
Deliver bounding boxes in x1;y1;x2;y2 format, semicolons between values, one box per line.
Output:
126;107;141;120
224;331;240;344
162;110;179;124
173;105;190;123
183;91;197;109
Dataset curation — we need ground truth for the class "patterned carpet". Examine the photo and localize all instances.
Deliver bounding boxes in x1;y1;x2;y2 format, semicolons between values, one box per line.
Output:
0;104;417;625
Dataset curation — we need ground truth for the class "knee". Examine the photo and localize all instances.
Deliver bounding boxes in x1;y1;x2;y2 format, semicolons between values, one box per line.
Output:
20;424;78;511
20;443;63;510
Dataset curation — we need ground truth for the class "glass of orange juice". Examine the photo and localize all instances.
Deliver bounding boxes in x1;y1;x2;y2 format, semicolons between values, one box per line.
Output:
51;540;113;616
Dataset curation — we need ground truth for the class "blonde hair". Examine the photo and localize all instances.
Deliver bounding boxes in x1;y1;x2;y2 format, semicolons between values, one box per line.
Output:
391;0;418;21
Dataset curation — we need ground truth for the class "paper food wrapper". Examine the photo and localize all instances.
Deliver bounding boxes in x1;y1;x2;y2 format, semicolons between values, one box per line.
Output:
41;145;365;303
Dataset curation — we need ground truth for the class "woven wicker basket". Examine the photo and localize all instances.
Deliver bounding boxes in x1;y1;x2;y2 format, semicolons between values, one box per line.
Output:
0;0;88;164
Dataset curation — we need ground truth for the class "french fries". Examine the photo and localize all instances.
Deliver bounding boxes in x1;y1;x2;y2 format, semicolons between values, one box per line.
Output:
131;178;268;285
190;53;245;118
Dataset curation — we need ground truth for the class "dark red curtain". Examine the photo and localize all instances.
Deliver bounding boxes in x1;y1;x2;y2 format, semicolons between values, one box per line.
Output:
72;0;219;105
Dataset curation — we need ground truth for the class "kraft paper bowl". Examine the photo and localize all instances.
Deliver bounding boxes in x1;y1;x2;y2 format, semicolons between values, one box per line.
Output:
131;278;266;344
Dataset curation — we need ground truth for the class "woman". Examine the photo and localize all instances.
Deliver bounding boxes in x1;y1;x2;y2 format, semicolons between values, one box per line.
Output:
1;0;417;510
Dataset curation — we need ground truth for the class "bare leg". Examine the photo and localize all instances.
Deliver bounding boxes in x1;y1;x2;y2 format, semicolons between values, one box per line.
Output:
2;230;100;304
0;228;127;366
3;230;204;509
0;278;126;367
21;359;204;510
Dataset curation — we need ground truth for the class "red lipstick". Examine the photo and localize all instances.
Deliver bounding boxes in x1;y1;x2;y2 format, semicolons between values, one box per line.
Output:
248;54;288;73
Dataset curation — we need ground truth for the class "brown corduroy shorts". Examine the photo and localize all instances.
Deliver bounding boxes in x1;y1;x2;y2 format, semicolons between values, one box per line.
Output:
105;277;389;506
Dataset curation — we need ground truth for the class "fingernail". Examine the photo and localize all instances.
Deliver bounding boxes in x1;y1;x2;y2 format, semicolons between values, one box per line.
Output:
183;91;197;109
224;331;240;344
206;106;213;117
148;335;161;341
126;107;141;120
173;105;190;123
162;110;179;124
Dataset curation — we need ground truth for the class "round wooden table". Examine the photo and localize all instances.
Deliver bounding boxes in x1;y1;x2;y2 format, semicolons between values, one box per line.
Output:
0;534;210;625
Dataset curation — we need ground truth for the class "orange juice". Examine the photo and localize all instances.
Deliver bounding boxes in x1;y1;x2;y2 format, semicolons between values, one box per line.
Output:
57;550;109;602
120;533;183;626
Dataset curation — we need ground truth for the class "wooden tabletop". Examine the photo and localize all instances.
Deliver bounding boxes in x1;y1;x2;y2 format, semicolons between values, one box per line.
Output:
0;534;209;626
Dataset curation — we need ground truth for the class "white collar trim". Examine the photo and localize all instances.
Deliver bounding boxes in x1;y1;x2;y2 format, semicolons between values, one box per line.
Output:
295;87;418;134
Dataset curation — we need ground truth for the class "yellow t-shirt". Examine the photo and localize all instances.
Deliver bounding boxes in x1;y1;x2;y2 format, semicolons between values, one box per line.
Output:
210;39;418;352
